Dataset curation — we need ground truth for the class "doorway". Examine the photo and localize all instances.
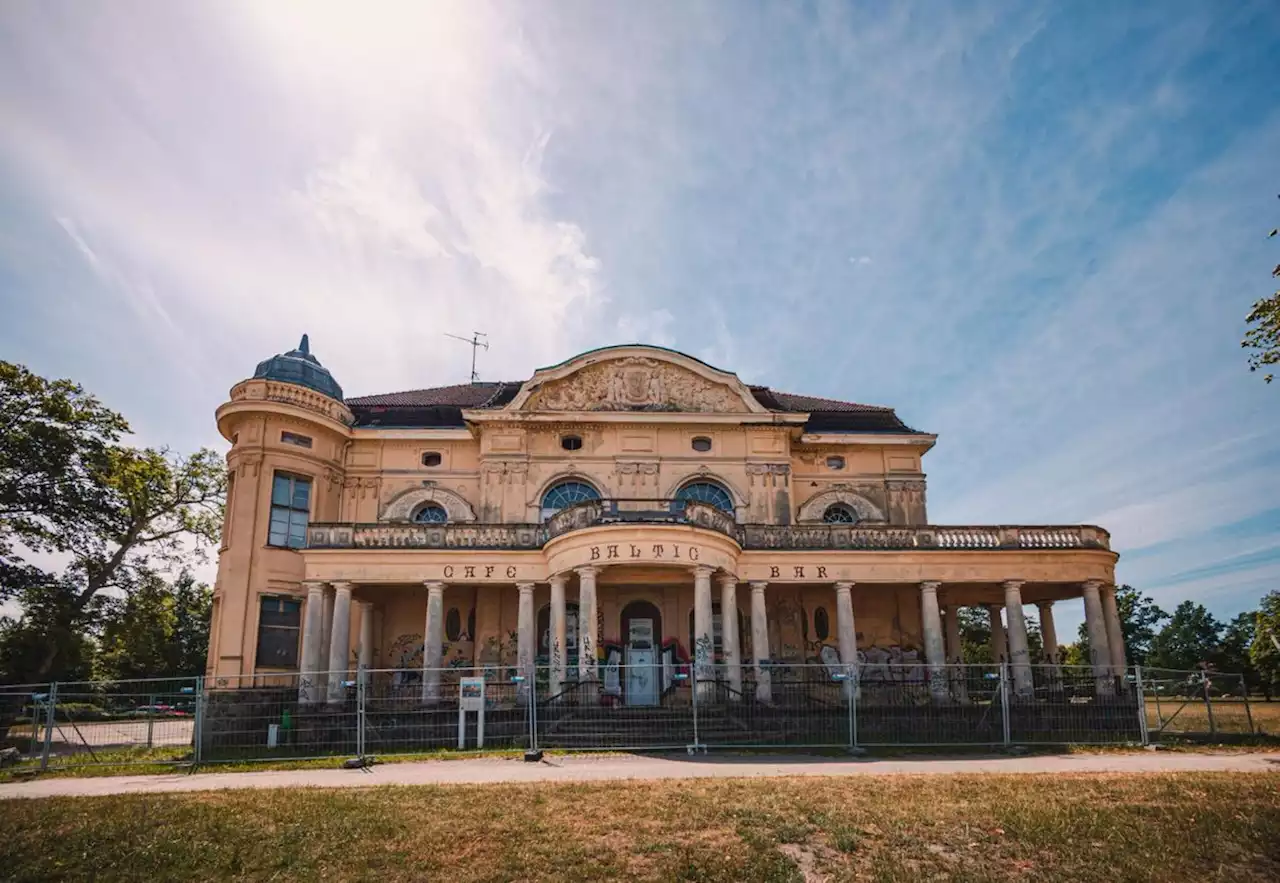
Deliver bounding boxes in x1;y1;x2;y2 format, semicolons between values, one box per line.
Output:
620;600;662;706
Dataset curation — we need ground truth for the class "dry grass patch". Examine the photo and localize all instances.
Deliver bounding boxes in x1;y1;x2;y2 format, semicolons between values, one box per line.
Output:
2;773;1279;881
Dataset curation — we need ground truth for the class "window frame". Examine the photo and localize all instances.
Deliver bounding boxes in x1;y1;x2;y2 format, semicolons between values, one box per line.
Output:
255;594;302;670
421;451;443;467
674;480;735;513
560;434;584;451
267;471;313;549
691;436;713;453
280;430;313;449
412;503;449;524
540;480;601;521
822;502;859;524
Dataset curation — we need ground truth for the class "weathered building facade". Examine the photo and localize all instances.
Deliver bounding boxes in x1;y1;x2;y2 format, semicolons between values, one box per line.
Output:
208;339;1123;705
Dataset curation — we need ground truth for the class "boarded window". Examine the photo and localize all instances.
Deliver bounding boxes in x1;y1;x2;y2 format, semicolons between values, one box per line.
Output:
255;596;301;668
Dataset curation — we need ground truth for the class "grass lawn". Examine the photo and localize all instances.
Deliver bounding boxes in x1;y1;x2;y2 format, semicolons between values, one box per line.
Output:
3;773;1278;881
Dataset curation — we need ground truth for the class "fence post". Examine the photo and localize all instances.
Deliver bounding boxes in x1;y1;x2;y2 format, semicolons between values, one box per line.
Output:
1240;673;1255;735
146;692;157;750
1203;674;1216;737
40;681;57;771
1000;663;1011;748
193;676;205;766
528;667;538;754
356;669;366;761
1134;666;1149;746
847;664;858;751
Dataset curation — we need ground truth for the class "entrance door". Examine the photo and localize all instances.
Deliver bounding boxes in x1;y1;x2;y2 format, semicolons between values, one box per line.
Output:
625;616;659;706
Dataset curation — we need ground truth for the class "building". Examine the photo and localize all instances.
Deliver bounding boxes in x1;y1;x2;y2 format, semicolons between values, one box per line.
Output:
208;338;1123;706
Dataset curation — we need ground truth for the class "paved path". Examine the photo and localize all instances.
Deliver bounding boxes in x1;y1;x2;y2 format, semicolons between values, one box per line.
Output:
3;751;1278;801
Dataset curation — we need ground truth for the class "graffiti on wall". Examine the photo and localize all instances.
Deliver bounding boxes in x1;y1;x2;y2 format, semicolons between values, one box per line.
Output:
857;646;924;683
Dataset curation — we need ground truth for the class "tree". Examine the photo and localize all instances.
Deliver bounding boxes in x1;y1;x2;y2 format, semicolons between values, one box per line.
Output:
95;568;212;681
1251;591;1280;699
1147;601;1223;672
1074;585;1169;665
1241;194;1280;383
0;361;225;681
1219;611;1258;692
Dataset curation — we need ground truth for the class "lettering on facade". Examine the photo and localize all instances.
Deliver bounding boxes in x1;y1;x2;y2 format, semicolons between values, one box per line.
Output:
652;544;664;558
765;563;837;580
442;564;520;580
506;566;517;578
817;566;827;578
464;566;476;578
631;544;642;558
607;545;619;559
444;565;454;578
485;566;494;578
794;566;805;578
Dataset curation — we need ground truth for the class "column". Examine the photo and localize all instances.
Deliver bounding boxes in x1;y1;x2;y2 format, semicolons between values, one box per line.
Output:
987;605;1006;664
549;573;568;698
422;581;445;703
1037;602;1059;665
834;582;858;699
357;600;374;685
325;581;353;704
920;581;948;701
1101;585;1128;675
576;566;599;700
319;585;335;693
1081;579;1114;694
750;581;772;703
942;603;969;702
719;574;743;699
1003;580;1034;699
693;565;715;699
516;582;535;701
298;581;326;705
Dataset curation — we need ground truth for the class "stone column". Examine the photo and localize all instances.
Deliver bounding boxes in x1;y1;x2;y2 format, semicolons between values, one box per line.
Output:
319;585;335;694
298;580;326;705
987;605;1006;664
325;581;353;704
577;566;599;700
516;582;535;701
750;581;772;703
942;603;969;702
920;581;948;701
549;573;568;698
834;582;858;699
693;565;715;699
719;574;743;699
1081;579;1114;694
1003;580;1034;698
422;581;445;704
1037;602;1059;665
357;600;374;685
1101;585;1128;676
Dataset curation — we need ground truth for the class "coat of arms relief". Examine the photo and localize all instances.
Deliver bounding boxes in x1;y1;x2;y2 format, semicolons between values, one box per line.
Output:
529;357;744;412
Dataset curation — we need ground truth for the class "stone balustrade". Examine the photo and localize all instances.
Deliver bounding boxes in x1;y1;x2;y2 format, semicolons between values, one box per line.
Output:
307;509;1110;552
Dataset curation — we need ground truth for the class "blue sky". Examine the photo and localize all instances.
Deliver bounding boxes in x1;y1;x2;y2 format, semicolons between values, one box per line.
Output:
2;1;1279;640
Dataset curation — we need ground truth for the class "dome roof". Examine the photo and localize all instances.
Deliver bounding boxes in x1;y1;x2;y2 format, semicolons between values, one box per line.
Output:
252;334;344;401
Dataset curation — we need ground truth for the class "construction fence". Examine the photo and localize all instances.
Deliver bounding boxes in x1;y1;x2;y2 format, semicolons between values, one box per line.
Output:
0;664;1268;771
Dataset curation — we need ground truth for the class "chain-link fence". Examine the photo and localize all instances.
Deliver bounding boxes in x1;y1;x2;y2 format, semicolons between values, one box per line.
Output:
2;664;1265;770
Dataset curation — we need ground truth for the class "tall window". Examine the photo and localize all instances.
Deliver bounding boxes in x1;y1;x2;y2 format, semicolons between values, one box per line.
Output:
540;481;600;521
675;480;734;513
256;595;302;668
268;473;311;548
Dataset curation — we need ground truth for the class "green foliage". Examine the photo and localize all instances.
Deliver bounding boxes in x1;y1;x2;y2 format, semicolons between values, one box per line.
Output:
95;569;212;682
0;360;225;682
1075;585;1169;665
1147;601;1223;671
1250;591;1280;697
1219;611;1258;689
1241;195;1280;383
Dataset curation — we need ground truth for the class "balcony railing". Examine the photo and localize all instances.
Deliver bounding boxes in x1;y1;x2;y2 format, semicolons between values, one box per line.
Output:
306;500;1111;552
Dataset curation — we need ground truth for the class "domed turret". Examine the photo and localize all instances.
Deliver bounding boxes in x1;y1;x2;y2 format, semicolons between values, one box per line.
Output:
252;334;344;401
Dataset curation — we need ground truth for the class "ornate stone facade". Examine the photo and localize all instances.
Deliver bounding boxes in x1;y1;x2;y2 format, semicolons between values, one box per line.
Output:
528;357;749;412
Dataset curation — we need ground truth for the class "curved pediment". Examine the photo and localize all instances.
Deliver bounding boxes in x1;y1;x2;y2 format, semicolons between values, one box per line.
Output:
505;345;768;414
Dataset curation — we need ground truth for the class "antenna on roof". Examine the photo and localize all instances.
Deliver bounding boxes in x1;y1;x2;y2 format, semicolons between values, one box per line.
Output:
444;331;489;383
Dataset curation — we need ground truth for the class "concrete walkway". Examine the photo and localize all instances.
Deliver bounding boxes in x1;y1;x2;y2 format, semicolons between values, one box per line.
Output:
3;751;1278;801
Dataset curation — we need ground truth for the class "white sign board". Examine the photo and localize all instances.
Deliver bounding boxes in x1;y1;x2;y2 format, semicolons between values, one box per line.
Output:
458;676;486;749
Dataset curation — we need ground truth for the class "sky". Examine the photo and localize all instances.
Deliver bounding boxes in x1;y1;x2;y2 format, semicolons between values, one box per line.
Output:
1;1;1279;641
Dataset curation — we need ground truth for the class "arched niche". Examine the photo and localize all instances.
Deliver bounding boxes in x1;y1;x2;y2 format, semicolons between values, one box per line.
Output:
796;487;885;524
380;485;477;523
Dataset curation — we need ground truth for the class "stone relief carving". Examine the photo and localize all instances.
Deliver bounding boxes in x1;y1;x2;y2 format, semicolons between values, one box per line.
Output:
381;485;477;522
528;357;745;412
796;487;886;523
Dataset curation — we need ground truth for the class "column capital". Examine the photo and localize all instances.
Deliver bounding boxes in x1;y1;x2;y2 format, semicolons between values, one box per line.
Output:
718;572;738;588
692;564;715;579
1081;579;1104;592
1001;579;1024;590
516;581;536;594
423;580;445;595
331;581;354;595
919;580;941;593
834;581;854;594
749;580;768;593
1036;600;1055;611
548;572;568;587
302;580;326;594
575;565;600;579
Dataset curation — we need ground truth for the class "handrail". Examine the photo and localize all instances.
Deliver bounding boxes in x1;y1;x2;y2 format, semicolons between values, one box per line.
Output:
306;505;1111;552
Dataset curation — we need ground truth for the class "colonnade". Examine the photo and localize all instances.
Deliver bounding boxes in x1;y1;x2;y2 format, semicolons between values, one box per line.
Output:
295;574;1128;706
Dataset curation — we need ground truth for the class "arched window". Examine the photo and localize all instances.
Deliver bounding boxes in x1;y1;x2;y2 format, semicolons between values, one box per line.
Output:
413;503;449;524
540;480;600;521
675;480;734;513
822;503;859;524
445;608;462;642
814;607;831;641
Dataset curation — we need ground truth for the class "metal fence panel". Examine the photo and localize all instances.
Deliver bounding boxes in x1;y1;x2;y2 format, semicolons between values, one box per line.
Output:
697;663;853;749
856;664;1007;747
1141;668;1259;738
534;663;695;750
1004;666;1143;745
